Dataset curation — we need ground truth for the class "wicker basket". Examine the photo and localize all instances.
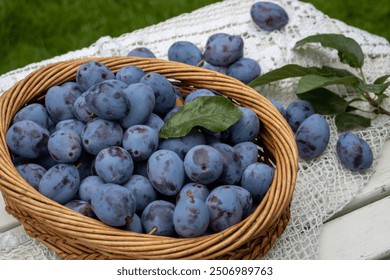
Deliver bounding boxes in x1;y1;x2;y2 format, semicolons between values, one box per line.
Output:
0;56;298;260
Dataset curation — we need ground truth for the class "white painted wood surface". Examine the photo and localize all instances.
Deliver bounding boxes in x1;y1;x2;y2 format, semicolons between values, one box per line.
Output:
318;139;390;259
329;139;390;220
0;194;19;233
318;196;390;260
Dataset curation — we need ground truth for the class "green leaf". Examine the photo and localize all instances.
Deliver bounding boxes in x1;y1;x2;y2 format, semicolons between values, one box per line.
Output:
345;105;360;112
297;74;360;94
248;64;357;88
248;64;317;87
335;113;371;131
347;98;366;109
297;88;349;115
295;33;364;68
159;96;242;139
375;92;389;108
374;74;390;84
358;82;390;95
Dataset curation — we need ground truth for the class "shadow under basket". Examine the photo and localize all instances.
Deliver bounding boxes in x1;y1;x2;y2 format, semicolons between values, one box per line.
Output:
0;57;298;260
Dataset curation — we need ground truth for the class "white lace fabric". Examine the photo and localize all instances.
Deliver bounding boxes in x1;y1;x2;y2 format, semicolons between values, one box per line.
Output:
1;0;389;260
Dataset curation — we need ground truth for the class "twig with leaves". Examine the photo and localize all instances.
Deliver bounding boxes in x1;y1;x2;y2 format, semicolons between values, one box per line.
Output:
249;33;390;131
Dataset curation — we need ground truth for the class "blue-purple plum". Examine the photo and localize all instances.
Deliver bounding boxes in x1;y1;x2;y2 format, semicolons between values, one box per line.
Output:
16;163;47;190
250;2;289;31
38;164;80;205
269;99;287;118
168;41;203;66
124;175;157;214
73;93;93;123
226;57;261;84
81;118;123;155
144;113;165;132
6;120;50;159
84;80;130;120
116;66;146;85
173;191;209;237
286;99;315;132
147;149;185;196
233;141;259;173
184;144;224;185
76;61;115;92
202;63;227;74
48;129;82;163
204;33;244;66
78;175;105;202
60;81;82;95
205;185;243;232
123;213;143;233
55;119;85;137
336;131;373;172
75;151;95;180
241;162;274;202
12;103;49;128
295;114;330;159
184;89;216;103
91;183;136;227
103;78;129;90
45;85;80;123
211;142;242;185
229;185;253;219
34;153;58;170
119;83;155;129
94;146;134;184
65;199;97;219
222;107;260;145
176;182;209;204
122;125;159;162
140;72;176;115
127;47;156;58
158;129;206;159
163;105;182;122
141;200;175;236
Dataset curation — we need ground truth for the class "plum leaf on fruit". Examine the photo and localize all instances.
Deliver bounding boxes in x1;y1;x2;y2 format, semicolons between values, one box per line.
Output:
159;96;242;139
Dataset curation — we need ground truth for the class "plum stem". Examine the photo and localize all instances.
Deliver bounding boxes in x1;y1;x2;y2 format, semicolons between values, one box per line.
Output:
186;190;195;203
148;226;158;235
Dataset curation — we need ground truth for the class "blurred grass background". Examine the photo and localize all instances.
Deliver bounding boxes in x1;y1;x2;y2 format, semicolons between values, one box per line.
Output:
0;0;389;76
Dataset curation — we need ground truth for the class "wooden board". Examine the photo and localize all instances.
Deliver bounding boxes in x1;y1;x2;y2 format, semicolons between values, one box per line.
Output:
329;139;390;220
0;194;19;233
318;196;390;259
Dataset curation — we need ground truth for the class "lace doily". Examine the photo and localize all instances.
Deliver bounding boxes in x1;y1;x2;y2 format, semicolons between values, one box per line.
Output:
1;0;389;260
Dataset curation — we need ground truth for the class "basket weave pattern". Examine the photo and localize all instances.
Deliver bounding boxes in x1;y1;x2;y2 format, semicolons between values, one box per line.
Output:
0;57;298;259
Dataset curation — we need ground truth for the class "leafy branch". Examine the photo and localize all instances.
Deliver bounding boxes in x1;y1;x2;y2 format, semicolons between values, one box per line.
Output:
248;33;390;131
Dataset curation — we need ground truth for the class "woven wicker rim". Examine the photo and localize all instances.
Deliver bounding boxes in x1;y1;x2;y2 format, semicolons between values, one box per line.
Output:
0;56;298;259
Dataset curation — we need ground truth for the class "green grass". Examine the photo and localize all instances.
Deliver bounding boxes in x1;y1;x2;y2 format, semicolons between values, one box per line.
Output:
0;0;219;75
301;0;390;41
0;0;389;76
